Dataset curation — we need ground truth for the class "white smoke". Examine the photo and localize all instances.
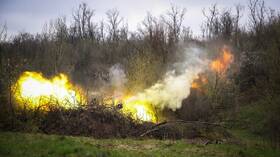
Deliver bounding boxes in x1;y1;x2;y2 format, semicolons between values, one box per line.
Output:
109;64;127;97
128;46;208;111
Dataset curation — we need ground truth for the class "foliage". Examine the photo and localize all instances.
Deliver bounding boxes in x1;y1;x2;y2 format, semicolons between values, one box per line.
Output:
0;0;280;147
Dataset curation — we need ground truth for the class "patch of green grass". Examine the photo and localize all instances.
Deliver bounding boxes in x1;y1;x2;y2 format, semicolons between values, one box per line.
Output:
239;104;266;127
0;131;279;157
227;100;271;139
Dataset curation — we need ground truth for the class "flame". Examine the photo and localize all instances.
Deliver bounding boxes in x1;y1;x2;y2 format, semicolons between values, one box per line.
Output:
13;71;156;122
191;46;233;90
210;46;234;74
13;71;85;109
191;74;208;90
123;98;157;123
191;82;200;89
113;95;157;123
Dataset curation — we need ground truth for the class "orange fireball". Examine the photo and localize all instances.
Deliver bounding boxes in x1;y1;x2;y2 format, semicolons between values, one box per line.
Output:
191;74;208;90
210;46;234;74
13;71;85;109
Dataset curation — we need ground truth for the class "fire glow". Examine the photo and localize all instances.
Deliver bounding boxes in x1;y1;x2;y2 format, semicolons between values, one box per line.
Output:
122;98;157;123
13;46;234;123
13;71;156;122
191;74;208;90
191;46;234;91
210;46;234;74
13;71;85;109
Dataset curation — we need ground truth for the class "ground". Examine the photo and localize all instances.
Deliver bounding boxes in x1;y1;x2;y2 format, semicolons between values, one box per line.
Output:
0;130;279;157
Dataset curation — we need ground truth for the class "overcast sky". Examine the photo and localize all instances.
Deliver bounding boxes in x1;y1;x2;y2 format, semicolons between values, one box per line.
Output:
0;0;279;37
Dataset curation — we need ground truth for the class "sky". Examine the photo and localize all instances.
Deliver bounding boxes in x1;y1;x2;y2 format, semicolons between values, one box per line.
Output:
0;0;279;37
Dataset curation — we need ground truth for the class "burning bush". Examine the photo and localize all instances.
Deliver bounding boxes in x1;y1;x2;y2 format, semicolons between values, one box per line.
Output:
12;71;85;110
177;46;236;121
10;45;236;124
1;44;238;140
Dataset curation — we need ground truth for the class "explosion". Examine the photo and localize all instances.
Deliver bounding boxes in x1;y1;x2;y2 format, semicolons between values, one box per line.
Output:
191;74;208;90
13;71;85;109
12;46;234;123
108;47;207;122
122;98;157;122
118;47;208;115
191;46;234;91
103;95;157;122
210;46;234;74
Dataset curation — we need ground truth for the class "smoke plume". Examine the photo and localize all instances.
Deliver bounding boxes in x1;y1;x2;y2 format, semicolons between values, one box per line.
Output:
109;64;127;97
127;46;208;111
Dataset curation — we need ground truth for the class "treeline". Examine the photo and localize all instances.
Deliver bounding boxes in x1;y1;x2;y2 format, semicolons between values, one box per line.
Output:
0;0;280;146
0;3;191;94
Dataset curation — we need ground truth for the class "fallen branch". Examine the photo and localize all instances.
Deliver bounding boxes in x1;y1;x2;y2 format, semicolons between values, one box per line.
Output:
170;120;226;127
140;120;226;137
140;127;160;137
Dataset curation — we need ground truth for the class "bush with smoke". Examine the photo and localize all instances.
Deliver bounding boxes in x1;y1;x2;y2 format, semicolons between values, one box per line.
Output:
105;46;208;112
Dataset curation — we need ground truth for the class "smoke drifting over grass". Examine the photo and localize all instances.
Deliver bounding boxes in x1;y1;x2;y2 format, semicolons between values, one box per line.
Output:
127;46;209;111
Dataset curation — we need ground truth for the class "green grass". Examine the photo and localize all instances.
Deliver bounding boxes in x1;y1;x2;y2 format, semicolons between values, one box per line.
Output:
0;131;279;157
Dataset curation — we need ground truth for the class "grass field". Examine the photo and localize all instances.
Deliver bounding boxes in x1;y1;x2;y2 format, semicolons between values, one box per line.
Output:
0;131;279;157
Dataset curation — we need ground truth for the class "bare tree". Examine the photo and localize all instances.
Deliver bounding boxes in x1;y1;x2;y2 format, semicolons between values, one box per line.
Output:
181;26;193;42
141;12;155;41
202;4;243;42
140;13;167;51
99;20;106;43
54;17;68;73
0;23;7;72
55;16;68;41
0;23;7;43
106;8;123;42
163;4;186;45
202;4;219;39
248;0;266;34
220;9;234;40
233;4;244;47
72;3;95;39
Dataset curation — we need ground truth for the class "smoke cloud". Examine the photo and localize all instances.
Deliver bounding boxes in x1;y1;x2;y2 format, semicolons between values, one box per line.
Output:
109;64;127;97
127;46;208;111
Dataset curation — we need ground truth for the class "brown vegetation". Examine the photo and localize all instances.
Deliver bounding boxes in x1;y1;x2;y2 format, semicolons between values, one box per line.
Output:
0;0;280;147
